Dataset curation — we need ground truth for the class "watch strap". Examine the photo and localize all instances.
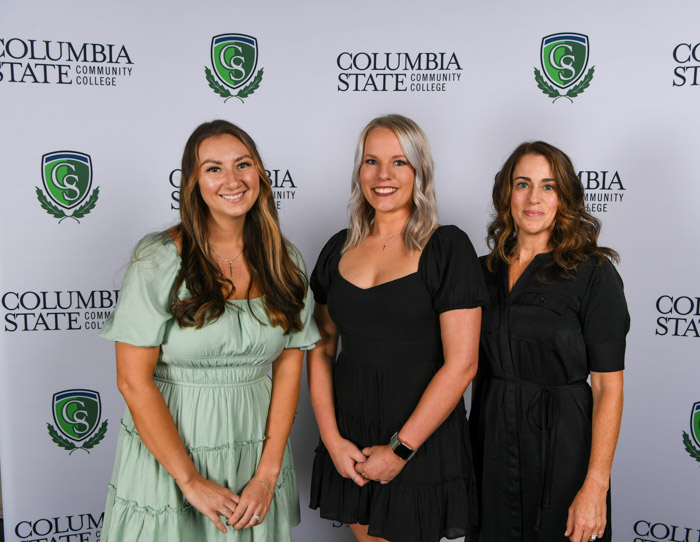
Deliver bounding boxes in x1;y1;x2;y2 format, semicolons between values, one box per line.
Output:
389;431;416;461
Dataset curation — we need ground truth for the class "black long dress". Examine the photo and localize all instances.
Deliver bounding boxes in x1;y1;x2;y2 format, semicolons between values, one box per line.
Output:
471;253;629;542
308;226;488;542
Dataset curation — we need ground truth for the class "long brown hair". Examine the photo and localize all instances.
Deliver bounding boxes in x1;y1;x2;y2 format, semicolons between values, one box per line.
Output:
486;141;618;279
169;120;306;332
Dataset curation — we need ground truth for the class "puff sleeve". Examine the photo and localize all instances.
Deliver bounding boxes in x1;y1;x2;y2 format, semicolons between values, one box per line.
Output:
581;259;630;372
284;244;322;350
99;232;179;347
419;225;489;314
310;230;347;305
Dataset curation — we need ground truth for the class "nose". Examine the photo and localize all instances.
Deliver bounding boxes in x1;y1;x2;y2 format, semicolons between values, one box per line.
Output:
222;169;241;188
378;162;391;180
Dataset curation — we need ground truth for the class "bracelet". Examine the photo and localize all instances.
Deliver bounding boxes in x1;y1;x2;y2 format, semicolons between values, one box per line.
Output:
254;476;275;497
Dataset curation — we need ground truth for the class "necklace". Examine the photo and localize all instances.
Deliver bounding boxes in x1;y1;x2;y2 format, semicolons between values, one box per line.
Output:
211;247;243;277
372;230;402;251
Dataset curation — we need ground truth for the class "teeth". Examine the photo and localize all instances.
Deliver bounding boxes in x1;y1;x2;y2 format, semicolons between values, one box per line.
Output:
374;187;397;194
221;193;244;202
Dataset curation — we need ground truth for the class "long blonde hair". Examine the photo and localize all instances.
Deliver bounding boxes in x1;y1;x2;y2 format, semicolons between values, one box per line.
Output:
343;114;438;253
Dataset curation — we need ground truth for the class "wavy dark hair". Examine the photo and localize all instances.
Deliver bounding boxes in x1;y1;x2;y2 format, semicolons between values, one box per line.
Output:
168;120;306;332
486;141;618;279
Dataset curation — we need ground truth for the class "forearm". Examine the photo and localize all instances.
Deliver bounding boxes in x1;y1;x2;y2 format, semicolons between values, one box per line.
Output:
307;347;342;446
121;379;199;485
396;361;476;450
586;373;624;488
256;349;304;485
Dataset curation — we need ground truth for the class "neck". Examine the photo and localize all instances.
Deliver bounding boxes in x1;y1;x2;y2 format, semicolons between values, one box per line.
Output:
207;215;246;249
373;209;410;236
511;238;551;263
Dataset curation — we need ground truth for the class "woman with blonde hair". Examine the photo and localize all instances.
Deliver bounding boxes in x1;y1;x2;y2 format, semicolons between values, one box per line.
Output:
308;114;487;542
100;119;319;541
471;141;628;542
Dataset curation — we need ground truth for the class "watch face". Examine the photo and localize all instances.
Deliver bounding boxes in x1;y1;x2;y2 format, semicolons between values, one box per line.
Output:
393;443;413;460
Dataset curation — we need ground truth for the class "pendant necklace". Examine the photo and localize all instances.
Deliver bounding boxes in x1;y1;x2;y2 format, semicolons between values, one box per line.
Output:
211;247;243;277
372;230;401;251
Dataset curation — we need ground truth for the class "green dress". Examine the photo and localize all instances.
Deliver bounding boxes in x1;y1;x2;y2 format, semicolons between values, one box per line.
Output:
99;232;320;541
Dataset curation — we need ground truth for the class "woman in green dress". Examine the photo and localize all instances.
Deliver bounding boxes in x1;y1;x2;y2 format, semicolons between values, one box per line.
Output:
100;120;320;541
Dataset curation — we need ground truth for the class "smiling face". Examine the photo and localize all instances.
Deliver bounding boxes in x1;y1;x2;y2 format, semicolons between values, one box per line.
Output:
510;153;559;246
196;134;260;225
359;127;415;217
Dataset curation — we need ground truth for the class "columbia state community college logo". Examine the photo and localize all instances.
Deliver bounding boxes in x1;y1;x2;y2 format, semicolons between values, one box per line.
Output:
36;151;99;223
47;389;108;454
534;33;595;102
205;34;264;103
682;402;700;467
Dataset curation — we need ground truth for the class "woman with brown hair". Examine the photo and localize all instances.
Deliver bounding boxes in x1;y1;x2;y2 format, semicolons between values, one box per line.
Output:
471;141;629;542
99;120;319;541
308;114;487;542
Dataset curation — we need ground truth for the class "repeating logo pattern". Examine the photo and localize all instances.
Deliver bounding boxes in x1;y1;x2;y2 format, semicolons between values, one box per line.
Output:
534;33;595;102
47;389;108;454
682;402;700;465
36;151;100;223
205;34;264;103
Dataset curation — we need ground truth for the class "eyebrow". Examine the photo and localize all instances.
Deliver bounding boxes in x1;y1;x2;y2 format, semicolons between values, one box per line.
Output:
200;154;254;166
513;176;555;182
363;153;408;160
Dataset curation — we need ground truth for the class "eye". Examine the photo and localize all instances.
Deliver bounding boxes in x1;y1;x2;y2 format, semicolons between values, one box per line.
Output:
543;183;555;191
365;158;378;165
515;181;528;189
237;161;252;169
206;166;221;173
394;160;407;166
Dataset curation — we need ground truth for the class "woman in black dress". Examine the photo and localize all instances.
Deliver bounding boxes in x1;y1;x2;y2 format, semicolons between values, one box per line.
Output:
307;114;488;542
471;141;629;542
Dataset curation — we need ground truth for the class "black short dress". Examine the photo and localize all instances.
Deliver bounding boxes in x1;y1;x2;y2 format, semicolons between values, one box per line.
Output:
470;254;629;542
308;226;488;542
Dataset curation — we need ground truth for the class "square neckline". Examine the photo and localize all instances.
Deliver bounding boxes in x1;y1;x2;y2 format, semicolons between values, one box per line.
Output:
336;227;440;291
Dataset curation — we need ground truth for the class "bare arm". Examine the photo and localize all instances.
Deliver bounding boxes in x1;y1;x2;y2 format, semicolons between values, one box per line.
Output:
228;346;304;529
357;307;481;483
115;342;238;533
307;303;369;486
565;370;624;542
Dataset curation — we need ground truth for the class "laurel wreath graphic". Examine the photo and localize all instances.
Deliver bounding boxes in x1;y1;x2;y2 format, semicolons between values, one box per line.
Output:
205;67;264;103
35;186;100;223
534;66;595;103
47;420;109;454
682;431;700;464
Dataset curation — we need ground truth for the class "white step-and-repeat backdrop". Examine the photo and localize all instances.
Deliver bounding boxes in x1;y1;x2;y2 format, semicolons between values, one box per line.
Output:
1;1;699;541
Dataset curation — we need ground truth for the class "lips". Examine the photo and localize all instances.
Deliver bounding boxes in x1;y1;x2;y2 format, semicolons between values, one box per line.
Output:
220;192;245;203
373;187;398;196
524;210;544;217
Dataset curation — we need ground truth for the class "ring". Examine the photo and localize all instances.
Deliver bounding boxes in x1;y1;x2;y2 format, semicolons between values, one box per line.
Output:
361;472;369;480
352;473;359;481
253;514;261;522
590;536;598;541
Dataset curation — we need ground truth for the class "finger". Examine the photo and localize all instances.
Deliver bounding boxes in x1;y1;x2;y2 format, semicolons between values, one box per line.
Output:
205;510;228;534
233;506;255;530
564;510;575;537
228;499;248;527
244;510;264;530
362;446;373;455
351;448;369;462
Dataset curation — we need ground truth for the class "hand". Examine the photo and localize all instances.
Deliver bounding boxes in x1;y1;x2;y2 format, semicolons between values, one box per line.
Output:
564;476;608;542
227;474;275;530
356;445;406;484
177;475;240;534
324;434;369;487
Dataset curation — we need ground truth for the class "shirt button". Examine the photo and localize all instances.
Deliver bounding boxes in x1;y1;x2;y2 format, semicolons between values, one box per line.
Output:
539;297;546;303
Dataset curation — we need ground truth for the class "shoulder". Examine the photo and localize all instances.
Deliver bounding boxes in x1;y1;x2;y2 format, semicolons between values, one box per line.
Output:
316;229;348;261
129;231;179;271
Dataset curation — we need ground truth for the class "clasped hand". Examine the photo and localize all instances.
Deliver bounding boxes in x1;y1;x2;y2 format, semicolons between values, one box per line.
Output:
326;436;406;486
178;474;274;533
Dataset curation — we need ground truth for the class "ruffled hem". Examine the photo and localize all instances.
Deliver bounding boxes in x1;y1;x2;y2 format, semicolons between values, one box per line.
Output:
310;446;477;542
102;421;300;541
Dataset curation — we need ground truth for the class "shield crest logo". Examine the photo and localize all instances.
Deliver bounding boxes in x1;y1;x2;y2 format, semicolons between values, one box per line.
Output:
691;402;700;448
211;34;258;90
41;151;92;210
52;389;101;442
540;33;589;89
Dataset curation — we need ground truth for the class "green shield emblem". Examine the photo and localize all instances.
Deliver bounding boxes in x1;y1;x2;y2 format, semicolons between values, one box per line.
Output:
42;151;92;210
541;33;589;89
692;402;700;448
52;389;101;442
211;34;258;90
